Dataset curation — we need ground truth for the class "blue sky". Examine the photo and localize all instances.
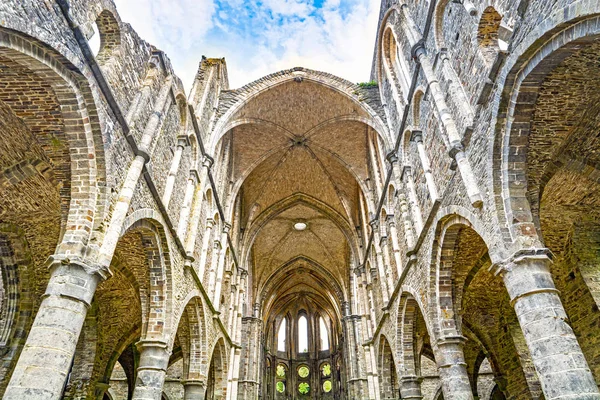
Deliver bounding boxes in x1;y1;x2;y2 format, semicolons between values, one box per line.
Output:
113;0;381;91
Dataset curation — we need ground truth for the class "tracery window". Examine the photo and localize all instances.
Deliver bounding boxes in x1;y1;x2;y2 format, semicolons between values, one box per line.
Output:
264;301;341;399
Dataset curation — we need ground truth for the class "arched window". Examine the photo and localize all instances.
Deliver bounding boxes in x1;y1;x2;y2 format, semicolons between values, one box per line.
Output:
319;317;329;351
277;318;286;352
298;315;308;353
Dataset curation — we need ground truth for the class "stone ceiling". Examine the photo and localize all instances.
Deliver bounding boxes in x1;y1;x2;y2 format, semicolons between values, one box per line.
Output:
221;77;384;318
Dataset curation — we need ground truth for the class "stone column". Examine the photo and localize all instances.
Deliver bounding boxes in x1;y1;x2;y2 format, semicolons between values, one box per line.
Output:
207;239;222;301
177;169;199;239
400;376;423;399
196;218;215;280
182;156;213;248
98;76;174;268
4;260;104;399
371;223;390;304
132;340;171;400
183;380;206;400
387;217;404;277
212;223;231;309
439;50;474;125
435;336;473;400
162;136;188;209
387;153;417;248
495;249;600;400
401;165;424;234
411;130;439;202
399;4;482;208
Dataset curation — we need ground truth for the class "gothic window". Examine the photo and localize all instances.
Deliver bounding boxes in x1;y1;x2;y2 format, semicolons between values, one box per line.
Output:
298;315;308;353
319;317;329;351
277;318;286;352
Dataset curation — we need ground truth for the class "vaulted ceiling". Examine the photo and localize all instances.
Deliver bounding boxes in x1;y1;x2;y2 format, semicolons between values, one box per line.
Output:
217;74;387;321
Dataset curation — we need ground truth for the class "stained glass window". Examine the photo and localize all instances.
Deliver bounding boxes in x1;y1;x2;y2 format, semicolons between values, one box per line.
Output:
276;364;286;378
276;381;285;393
298;365;310;378
298;382;310;394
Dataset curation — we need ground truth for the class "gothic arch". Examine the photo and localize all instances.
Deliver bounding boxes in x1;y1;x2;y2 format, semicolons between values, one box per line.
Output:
0;28;106;252
491;5;600;248
120;213;174;342
93;9;122;64
173;293;208;381
208;68;392;153
428;209;496;340
207;337;228;399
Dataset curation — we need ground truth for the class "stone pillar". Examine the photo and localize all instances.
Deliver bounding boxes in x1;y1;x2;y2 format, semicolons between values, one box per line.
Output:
162;136;188;209
196;218;215;280
400;376;423;399
399;4;482;207
411;130;439;202
177;169;199;239
183;380;206;400
495;249;600;400
207;239;222;300
132;340;171;400
237;317;262;400
387;217;404;277
401;165;424;234
98;77;173;268
5;260;104;399
387;153;417;248
213;223;231;309
182;156;213;249
371;223;390;304
439;50;474;125
435;336;473;400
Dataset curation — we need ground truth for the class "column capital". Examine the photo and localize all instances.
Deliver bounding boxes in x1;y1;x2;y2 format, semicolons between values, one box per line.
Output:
411;39;426;59
400;374;422;383
401;164;412;181
205;218;215;229
489;247;553;276
436;335;467;347
448;141;465;159
222;222;232;234
386;151;399;164
189;168;200;184
202;155;214;169
182;378;206;386
44;257;106;307
386;214;396;226
410;129;423;143
136;339;170;372
176;135;190;147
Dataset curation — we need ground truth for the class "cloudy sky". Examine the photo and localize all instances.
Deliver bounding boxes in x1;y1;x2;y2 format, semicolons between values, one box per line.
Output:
113;0;382;91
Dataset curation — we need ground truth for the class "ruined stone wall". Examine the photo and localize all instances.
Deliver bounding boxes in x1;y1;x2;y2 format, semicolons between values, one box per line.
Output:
0;0;235;398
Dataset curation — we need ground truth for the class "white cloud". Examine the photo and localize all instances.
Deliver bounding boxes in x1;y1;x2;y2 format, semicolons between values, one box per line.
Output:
113;0;381;91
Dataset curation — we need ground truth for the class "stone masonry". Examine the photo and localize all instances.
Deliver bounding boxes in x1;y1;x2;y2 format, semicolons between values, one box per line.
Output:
0;0;600;399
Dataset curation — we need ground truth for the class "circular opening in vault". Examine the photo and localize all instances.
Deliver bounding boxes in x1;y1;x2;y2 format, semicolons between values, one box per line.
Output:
294;221;307;231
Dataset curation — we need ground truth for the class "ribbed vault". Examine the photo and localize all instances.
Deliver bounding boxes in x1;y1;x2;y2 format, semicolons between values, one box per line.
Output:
215;71;388;319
